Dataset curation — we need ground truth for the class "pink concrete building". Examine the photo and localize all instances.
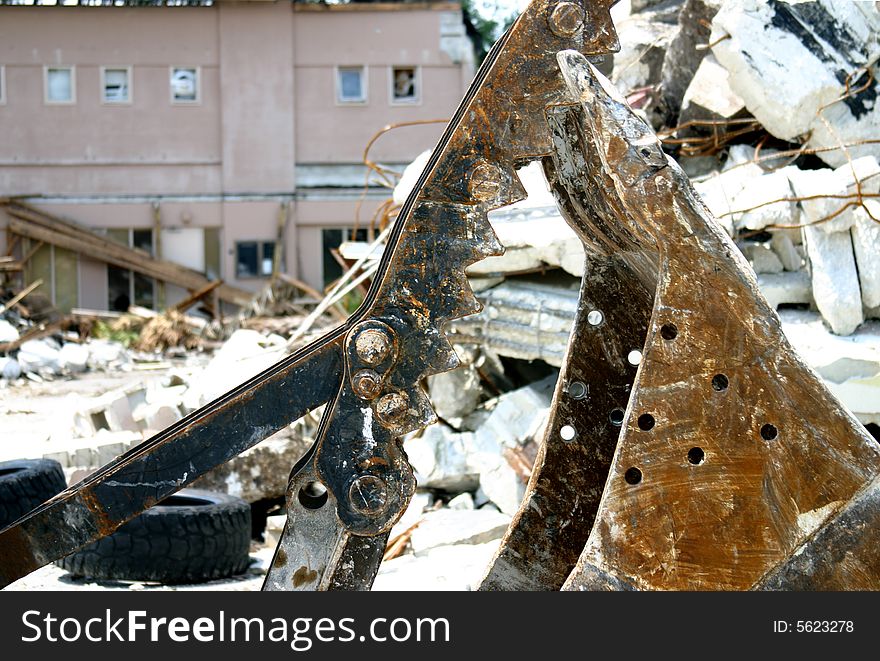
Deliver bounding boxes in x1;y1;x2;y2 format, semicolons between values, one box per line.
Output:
0;1;474;311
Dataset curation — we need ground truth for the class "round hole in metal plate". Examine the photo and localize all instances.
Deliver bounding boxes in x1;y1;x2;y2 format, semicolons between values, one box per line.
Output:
624;467;642;485
587;310;604;326
298;481;328;510
638;413;655;431
712;374;729;392
760;423;778;441
660;323;678;340
687;447;705;465
609;408;625;426
560;425;576;442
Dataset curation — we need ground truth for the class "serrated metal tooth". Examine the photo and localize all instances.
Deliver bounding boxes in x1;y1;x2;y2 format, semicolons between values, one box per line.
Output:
390;385;437;437
423;333;461;377
429;268;482;323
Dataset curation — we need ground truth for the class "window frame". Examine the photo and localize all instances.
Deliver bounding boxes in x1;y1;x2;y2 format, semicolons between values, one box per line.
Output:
388;65;421;106
335;65;368;105
234;240;277;279
44;65;76;105
100;65;133;105
169;66;201;105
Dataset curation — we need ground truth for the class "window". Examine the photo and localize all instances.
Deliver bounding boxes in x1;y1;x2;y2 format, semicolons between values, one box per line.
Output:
170;67;199;103
391;66;419;104
45;66;74;104
236;241;276;278
0;66;5;104
102;67;131;104
322;228;369;286
106;229;155;311
336;66;367;104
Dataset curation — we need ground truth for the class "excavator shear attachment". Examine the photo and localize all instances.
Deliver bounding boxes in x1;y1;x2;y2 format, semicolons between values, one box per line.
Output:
1;0;879;591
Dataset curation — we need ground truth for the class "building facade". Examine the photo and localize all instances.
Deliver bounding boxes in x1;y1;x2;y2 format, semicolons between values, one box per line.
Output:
0;1;474;311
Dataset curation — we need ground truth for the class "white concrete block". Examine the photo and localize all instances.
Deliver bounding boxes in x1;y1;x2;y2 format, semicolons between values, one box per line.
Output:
742;243;784;274
373;540;501;591
409;509;511;555
804;225;864;335
731;167;799;231
852;212;880;308
771;232;804;271
680;54;745;123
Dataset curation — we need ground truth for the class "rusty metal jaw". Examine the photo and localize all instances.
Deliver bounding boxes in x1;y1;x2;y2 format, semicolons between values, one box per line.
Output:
262;1;624;591
492;50;880;591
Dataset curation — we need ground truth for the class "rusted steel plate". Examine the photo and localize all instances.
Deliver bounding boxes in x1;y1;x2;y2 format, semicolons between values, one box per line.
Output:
555;50;880;591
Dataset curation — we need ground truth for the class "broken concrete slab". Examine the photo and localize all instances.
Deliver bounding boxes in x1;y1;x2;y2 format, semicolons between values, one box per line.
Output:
852;212;880;309
85;339;130;371
0;356;21;380
263;514;286;549
388;491;432;541
679;54;746;126
730;166;799;231
789;157;880;235
373;540;501;591
451;279;579;367
392;149;432;206
742;242;784;274
771;232;804;272
611;1;681;96
804;225;864;335
712;0;880;167
447;492;475;510
0;320;19;344
692;160;764;236
16;339;62;375
182;329;287;409
779;308;880;425
409;509;511;555
757;272;812;309
427;359;482;427
404;424;479;493
58;343;89;374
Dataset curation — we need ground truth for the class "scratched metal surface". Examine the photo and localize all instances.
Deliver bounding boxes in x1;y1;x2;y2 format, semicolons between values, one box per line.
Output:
555;50;880;591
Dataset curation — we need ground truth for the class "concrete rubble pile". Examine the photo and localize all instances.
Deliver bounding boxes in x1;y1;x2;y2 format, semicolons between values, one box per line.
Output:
0;289;135;385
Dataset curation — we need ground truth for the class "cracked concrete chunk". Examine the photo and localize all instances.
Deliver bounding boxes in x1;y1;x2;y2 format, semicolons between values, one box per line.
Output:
730;166;799;231
409;509;511;555
852;213;880;309
803;225;863;335
771;232;804;271
712;0;880;167
373;540;501;591
742;242;784;274
679;54;746;125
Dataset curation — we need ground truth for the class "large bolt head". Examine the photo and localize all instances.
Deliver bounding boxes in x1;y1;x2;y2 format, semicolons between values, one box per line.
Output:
375;392;409;427
549;2;585;38
352;369;383;400
355;328;392;366
469;161;501;203
348;475;388;516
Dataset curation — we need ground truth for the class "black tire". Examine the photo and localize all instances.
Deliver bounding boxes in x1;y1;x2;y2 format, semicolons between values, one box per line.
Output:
57;489;252;584
0;459;67;530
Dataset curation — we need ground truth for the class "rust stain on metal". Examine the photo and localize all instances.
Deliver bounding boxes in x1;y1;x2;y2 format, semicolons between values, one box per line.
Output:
292;566;319;588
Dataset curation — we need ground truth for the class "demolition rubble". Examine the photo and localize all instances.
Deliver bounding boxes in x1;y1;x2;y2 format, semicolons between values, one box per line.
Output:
2;0;880;590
